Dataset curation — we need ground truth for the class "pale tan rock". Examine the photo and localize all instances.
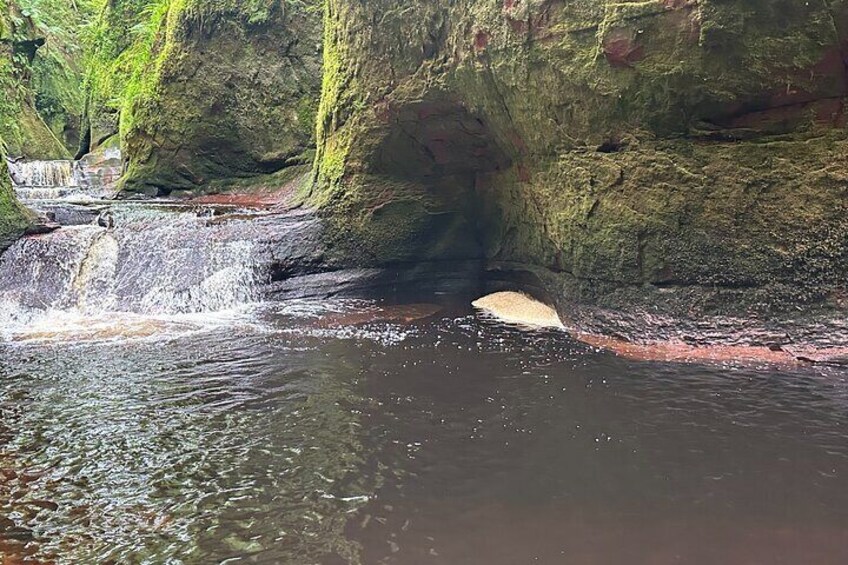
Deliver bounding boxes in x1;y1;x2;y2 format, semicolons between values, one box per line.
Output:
472;292;564;330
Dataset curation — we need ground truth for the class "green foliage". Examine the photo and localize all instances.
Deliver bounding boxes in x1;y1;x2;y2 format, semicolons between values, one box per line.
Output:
80;0;323;191
1;0;94;156
0;156;31;249
0;45;31;246
82;0;166;136
0;52;21;153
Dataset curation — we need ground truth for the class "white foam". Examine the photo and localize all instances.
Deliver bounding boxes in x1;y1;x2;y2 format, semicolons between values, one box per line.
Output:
0;207;269;344
0;303;261;345
7;155;121;202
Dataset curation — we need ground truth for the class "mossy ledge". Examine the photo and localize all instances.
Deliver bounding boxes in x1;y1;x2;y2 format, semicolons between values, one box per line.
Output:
311;0;848;318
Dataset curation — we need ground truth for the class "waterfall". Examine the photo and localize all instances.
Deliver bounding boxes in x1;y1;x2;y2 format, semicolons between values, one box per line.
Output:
7;160;79;188
0;205;276;341
6;148;122;202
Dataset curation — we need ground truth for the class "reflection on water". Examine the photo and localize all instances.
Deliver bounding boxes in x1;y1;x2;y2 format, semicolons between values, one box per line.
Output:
0;313;373;564
1;300;847;564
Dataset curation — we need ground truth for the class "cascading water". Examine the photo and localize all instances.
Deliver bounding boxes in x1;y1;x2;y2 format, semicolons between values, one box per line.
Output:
7;159;79;188
0;142;332;341
6;147;123;202
0;203;309;341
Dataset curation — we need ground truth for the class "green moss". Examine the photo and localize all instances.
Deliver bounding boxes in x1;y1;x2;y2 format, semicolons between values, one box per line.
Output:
296;94;319;140
314;0;848;309
487;133;846;291
83;0;169;144
310;1;371;202
0;157;32;253
0;0;91;158
0;7;41;245
82;0;323;193
187;163;312;197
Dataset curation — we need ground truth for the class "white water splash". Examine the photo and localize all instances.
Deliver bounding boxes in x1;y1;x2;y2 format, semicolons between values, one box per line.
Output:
273;298;420;346
8;159;79;188
0;206;268;343
7;149;122;202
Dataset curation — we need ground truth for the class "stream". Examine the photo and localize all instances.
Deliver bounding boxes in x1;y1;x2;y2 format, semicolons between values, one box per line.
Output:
0;162;846;564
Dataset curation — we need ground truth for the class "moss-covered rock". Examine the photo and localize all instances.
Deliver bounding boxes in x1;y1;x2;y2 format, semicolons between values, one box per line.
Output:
314;0;848;314
0;157;31;253
81;0;152;153
1;0;91;159
93;0;324;195
1;6;34;250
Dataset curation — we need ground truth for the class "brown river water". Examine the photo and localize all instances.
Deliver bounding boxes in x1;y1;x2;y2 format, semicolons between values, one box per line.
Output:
0;190;845;564
1;298;847;564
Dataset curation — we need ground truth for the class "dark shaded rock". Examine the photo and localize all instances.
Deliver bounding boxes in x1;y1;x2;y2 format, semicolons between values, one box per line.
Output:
97;210;114;229
36;204;102;227
24;219;60;236
267;261;485;302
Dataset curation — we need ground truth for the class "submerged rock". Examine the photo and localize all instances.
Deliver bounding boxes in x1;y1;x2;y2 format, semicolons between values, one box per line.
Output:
313;303;443;328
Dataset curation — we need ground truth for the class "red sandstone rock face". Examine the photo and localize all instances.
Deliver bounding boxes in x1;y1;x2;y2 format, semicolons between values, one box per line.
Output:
703;43;848;132
576;332;848;367
502;0;565;40
661;0;701;14
474;30;490;51
603;31;645;68
498;9;827;133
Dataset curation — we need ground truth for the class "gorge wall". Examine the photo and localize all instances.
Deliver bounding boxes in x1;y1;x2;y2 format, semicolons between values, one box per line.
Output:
2;0;97;251
311;0;848;316
85;0;324;195
1;0;89;159
3;0;847;319
1;1;52;250
0;159;30;252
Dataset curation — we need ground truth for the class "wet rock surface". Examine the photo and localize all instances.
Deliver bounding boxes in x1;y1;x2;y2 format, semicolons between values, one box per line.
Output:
313;0;848;326
5;194;841;364
7;148;122;202
3;0;847;363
